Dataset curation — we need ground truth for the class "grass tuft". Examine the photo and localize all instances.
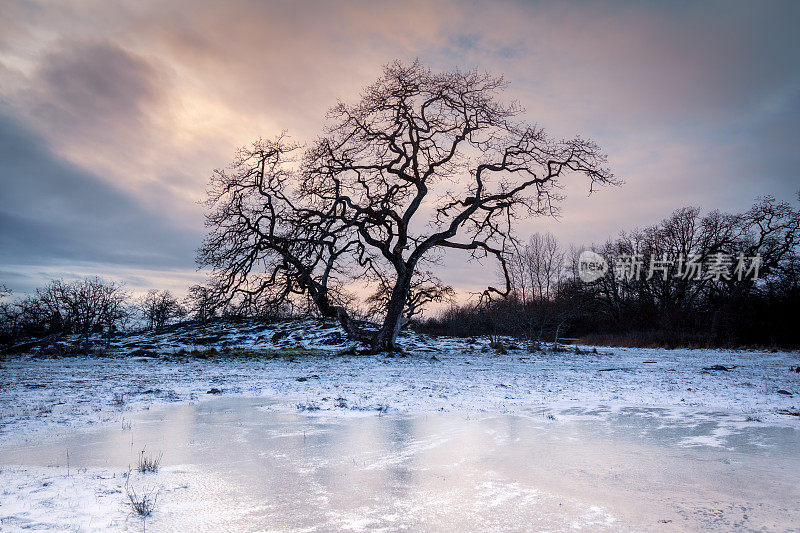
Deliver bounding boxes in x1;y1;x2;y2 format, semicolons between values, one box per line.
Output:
125;470;158;517
137;448;163;473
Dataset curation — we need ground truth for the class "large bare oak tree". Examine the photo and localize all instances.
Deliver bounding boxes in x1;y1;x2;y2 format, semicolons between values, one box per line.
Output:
198;60;615;351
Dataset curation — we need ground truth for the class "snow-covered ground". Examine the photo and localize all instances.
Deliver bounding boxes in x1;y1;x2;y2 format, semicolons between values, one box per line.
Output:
1;319;799;531
2;319;799;440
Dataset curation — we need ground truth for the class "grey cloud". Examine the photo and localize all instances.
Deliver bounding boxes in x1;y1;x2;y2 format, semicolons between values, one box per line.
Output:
0;108;201;286
26;40;162;144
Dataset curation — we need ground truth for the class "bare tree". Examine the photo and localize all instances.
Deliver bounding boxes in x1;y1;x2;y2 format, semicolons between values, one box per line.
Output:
0;285;17;346
506;249;529;304
139;290;185;331
520;233;564;302
58;278;128;348
200;60;615;351
740;195;800;277
185;284;219;324
4;278;129;350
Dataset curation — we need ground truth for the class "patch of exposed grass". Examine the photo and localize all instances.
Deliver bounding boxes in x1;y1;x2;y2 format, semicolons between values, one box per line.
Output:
172;346;334;360
296;401;321;411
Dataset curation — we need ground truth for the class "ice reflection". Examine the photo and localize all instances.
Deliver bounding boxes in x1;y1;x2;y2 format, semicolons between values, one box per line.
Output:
2;397;799;531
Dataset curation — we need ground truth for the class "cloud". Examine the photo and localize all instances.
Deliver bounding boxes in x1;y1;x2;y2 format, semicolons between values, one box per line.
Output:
0;0;798;299
0;108;202;292
29;40;160;144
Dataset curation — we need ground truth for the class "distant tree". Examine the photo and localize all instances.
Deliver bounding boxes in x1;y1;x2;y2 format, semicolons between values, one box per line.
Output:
31;280;68;333
185;284;218;324
0;285;17;346
508;232;565;303
139;290;185;331
3;278;129;350
739;195;800;278
569;195;800;346
199;60;615;351
57;278;128;348
505;234;573;343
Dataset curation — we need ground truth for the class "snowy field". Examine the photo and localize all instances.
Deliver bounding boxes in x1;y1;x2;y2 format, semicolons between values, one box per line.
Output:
2;319;799;438
1;320;799;531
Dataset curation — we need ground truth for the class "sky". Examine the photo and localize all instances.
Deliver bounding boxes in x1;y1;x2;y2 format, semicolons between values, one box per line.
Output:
1;0;798;299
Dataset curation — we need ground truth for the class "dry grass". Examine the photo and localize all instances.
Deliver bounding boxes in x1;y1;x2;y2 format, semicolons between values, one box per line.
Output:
137;448;163;473
125;469;158;517
296;401;321;411
172;347;328;360
578;331;712;349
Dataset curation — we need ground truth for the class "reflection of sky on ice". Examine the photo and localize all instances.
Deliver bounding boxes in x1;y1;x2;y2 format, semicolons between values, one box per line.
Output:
2;397;799;531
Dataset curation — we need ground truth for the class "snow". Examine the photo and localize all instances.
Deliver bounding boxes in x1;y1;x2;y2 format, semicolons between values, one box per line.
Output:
2;319;798;443
0;466;173;532
1;319;799;531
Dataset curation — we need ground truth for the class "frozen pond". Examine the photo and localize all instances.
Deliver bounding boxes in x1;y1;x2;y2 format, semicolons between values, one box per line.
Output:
2;397;798;531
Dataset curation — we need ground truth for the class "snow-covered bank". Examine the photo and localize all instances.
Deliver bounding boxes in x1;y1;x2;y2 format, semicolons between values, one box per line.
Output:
2;320;799;443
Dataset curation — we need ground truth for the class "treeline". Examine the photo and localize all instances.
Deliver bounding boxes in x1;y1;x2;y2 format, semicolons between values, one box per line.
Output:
417;195;800;348
0;276;330;351
3;195;798;351
0;279;206;349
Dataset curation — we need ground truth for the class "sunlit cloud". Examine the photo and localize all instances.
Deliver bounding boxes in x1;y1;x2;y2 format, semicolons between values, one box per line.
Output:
1;0;798;299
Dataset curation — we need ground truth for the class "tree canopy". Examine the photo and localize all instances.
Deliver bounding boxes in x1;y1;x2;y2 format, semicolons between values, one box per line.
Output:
198;60;615;351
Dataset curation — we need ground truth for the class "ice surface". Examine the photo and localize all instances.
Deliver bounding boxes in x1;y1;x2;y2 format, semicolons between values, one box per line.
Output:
2;397;798;531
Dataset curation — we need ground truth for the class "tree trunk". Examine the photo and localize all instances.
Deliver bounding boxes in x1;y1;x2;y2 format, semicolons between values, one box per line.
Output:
371;273;411;352
553;322;562;348
304;274;373;345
